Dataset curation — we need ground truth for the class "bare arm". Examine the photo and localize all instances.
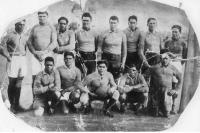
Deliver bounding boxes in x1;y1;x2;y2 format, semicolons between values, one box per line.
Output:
47;26;57;51
0;36;11;61
138;32;150;67
121;33;127;68
27;28;37;55
173;66;182;90
109;73;117;90
58;31;75;52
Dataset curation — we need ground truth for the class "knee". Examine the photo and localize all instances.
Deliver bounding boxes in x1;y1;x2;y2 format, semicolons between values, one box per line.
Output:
119;93;126;103
112;90;120;100
15;79;23;88
80;93;89;105
34;107;44;116
69;90;81;104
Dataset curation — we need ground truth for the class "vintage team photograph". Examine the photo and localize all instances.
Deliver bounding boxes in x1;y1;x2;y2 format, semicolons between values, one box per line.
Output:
0;0;199;131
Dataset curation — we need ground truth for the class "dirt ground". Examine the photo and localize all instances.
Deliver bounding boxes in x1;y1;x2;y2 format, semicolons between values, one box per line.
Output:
16;110;180;131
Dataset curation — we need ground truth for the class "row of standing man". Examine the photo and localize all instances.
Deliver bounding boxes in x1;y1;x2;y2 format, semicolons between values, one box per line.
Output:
0;11;186;118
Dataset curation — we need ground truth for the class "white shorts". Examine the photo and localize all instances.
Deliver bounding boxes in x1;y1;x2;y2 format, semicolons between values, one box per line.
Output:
31;51;54;75
60;92;71;101
8;56;27;78
55;54;65;68
171;61;183;73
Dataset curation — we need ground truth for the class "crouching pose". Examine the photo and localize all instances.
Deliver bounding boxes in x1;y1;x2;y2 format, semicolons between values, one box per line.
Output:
57;51;87;114
33;57;61;116
149;53;182;118
81;60;120;117
118;64;149;114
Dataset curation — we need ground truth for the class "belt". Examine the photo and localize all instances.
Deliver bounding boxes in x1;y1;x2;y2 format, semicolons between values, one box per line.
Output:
79;51;95;55
10;53;26;56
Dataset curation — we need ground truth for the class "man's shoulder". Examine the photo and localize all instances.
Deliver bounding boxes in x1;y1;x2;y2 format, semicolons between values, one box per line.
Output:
36;71;44;77
105;71;114;78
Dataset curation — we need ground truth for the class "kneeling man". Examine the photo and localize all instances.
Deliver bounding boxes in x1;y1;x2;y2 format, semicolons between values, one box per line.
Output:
118;64;149;114
33;57;61;116
81;60;119;117
57;52;86;114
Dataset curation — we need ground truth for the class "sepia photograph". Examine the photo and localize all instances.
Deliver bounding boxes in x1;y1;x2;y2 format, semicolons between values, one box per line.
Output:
0;0;200;131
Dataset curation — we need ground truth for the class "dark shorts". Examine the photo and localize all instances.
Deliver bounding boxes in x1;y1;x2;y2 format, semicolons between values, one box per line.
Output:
125;52;141;70
126;91;147;104
33;91;58;109
78;51;96;75
102;52;121;78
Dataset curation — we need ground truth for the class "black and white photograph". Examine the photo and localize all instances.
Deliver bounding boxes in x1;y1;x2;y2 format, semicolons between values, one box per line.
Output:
0;0;200;131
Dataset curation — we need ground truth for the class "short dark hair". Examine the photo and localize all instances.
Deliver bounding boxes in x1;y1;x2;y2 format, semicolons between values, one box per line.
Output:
109;16;119;22
147;17;156;24
128;15;137;22
58;17;68;24
64;51;75;58
45;56;54;64
97;60;108;67
172;25;182;33
82;12;92;20
38;11;48;16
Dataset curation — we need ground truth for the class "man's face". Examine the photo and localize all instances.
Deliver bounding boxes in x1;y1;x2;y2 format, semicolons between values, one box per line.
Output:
128;19;137;30
38;13;48;24
172;28;180;40
97;64;107;75
15;23;25;33
148;19;157;31
64;55;74;67
109;19;118;31
128;67;137;77
45;61;54;73
161;55;170;66
59;19;67;32
82;16;91;29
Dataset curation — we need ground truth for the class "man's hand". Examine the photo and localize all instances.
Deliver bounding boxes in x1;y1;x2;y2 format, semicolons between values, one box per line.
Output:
34;52;43;62
7;56;11;62
120;63;125;73
88;91;97;97
167;89;178;96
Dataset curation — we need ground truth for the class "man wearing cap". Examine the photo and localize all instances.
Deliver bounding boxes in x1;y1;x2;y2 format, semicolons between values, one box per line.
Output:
33;57;61;116
98;15;127;79
0;19;27;113
54;17;75;67
118;64;149;114
75;12;98;75
81;60;119;117
149;53;182;118
28;11;57;88
57;52;87;114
